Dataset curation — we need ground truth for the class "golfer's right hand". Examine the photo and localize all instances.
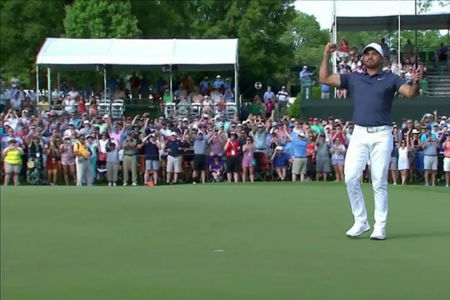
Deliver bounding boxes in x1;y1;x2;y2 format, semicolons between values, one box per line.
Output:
324;43;337;55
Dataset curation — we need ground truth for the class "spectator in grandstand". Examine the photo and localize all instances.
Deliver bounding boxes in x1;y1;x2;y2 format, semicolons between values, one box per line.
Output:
130;72;141;99
330;138;345;182
199;77;210;95
8;83;25;111
421;127;439;186
224;89;234;102
403;39;414;61
88;97;98;117
299;66;313;80
224;132;240;183
213;75;225;90
2;139;24;186
60;136;76;185
315;133;331;182
437;43;448;62
241;136;256;183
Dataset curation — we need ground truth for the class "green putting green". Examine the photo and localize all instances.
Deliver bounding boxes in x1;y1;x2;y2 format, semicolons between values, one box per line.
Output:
1;183;449;300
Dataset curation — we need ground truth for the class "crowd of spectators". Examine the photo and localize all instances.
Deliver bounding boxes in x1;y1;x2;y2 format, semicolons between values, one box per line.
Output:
1;81;449;187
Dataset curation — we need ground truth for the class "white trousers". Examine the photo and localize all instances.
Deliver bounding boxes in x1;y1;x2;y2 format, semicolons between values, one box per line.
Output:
76;157;91;186
344;125;393;229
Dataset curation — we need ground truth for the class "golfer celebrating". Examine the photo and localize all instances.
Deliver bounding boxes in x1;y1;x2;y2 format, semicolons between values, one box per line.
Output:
319;42;420;240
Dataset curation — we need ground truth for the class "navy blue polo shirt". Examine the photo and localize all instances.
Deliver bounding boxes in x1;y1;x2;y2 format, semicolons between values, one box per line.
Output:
166;139;183;157
340;71;404;126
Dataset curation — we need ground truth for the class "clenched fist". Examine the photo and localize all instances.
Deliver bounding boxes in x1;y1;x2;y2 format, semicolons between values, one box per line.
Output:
324;43;338;55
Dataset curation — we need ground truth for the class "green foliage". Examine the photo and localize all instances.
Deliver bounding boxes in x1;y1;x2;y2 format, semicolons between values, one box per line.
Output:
281;11;329;67
64;0;141;38
288;92;302;118
418;0;450;13
0;0;66;86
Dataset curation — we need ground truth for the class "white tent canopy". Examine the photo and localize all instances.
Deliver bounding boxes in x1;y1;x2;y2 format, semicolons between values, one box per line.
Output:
36;38;238;70
36;38;239;102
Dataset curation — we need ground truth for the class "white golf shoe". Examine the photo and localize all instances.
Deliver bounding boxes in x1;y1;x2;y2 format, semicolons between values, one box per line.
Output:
346;222;371;238
370;227;386;240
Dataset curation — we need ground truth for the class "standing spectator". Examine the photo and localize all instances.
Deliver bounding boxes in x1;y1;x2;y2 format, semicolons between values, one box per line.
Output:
199;77;210;95
330;138;346;182
45;136;60;185
86;135;98;185
166;132;184;184
263;86;276;103
59;136;76;185
122;133;138;186
241;136;256;183
285;130;308;182
27;135;45;185
192;130;210;184
106;141;120;186
224;132;240;183
315;134;331;182
437;43;448;62
398;134;411;186
321;83;331;99
442;134;450;187
271;145;290;181
73;135;91;186
421;128;439;186
140;133;161;185
389;139;399;185
2;139;24;186
276;86;289;116
213;75;224;90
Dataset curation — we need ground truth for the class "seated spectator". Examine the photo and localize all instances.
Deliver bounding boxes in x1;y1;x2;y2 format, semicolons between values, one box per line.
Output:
208;155;224;182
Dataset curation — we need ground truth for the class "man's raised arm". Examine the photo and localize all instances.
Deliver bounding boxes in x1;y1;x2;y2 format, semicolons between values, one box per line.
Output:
319;43;341;88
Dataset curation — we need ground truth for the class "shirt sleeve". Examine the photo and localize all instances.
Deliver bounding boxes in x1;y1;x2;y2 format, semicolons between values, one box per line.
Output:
339;74;349;89
393;74;404;91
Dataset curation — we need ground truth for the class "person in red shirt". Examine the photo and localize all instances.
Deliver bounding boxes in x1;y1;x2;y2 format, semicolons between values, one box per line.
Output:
224;133;240;183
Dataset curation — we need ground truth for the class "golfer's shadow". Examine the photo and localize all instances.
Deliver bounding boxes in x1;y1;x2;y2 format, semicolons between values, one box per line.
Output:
390;231;450;239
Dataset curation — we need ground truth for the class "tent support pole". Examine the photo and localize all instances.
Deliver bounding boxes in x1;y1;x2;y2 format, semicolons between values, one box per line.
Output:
234;63;238;110
57;72;60;90
332;3;337;99
47;67;52;105
398;15;401;70
36;65;40;103
103;66;107;100
169;69;173;100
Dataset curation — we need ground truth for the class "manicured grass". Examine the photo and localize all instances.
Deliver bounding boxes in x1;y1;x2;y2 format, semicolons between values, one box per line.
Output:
1;183;449;300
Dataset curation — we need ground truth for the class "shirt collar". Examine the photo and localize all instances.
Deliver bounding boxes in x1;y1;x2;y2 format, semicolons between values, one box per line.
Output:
364;69;385;77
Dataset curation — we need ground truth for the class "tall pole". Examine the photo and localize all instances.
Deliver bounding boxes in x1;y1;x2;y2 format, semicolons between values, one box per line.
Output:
332;0;337;98
103;66;107;100
35;65;39;103
57;72;60;91
414;0;418;65
398;15;401;70
47;67;52;105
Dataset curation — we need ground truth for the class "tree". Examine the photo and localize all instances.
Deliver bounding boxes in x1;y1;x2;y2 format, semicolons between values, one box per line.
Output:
281;11;329;68
0;0;68;86
418;0;450;13
64;0;141;38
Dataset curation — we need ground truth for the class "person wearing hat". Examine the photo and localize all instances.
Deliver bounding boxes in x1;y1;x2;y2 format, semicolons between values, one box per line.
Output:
122;133;138;186
165;132;184;184
199;76;210;94
73;135;91;186
315;133;331;182
285;128;308;182
320;41;420;240
224;132;240;183
276;85;289;116
271;145;290;181
213;75;224;90
2;139;24;186
420;126;440;187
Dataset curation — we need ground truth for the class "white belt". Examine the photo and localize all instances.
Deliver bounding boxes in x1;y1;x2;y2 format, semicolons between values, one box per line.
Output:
355;125;392;133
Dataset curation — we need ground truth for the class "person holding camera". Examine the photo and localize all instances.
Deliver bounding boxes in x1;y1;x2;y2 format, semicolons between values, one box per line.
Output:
420;127;440;186
224;132;240;183
45;136;60;185
140;132;162;185
106;140;120;186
